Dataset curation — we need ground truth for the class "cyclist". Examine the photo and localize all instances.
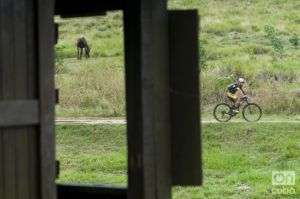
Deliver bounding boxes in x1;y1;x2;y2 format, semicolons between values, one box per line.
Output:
227;78;247;112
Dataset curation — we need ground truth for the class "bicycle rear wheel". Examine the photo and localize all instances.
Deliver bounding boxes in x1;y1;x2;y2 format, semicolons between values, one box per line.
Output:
242;103;262;122
213;103;232;122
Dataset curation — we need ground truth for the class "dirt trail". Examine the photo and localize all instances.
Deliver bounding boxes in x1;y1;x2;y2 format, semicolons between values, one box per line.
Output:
56;117;126;125
56;117;300;125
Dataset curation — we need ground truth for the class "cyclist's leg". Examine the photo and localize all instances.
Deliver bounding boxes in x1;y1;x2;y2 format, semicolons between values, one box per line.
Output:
235;89;244;108
227;92;237;104
227;92;240;115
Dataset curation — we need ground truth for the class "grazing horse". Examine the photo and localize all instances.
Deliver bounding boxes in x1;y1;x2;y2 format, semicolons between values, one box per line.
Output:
76;36;90;59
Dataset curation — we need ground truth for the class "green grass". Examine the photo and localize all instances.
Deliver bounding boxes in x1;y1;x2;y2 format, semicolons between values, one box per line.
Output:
55;0;300;117
56;125;127;184
56;123;300;198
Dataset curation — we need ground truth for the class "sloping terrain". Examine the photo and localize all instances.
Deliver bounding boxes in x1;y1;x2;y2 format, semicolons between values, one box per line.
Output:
55;0;300;117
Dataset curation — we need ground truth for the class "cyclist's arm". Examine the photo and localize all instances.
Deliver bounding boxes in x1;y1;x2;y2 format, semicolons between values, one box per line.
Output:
241;88;246;95
239;87;247;97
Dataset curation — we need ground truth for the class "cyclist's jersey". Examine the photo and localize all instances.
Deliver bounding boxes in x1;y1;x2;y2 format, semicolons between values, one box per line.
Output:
227;83;239;94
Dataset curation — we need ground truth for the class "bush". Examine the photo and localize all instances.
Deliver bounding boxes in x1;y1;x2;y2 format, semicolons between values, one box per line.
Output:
289;34;299;48
264;25;284;57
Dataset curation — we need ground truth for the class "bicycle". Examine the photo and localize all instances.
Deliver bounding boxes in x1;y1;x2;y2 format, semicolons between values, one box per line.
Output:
213;96;262;122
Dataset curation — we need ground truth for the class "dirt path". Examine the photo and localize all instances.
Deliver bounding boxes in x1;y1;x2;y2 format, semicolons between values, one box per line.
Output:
56;117;127;125
56;117;300;125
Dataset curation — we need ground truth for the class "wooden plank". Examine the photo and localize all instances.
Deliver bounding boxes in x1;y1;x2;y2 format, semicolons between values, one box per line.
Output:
169;10;202;186
27;131;40;199
2;132;16;199
0;132;3;197
27;0;40;198
124;0;171;198
123;2;144;198
13;0;31;198
0;0;17;197
57;184;127;199
36;0;57;198
0;0;40;198
0;0;4;195
55;0;123;17
0;100;39;127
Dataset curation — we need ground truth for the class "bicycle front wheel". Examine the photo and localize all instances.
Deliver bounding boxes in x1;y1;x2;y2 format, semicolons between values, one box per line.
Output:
242;103;262;122
213;103;232;122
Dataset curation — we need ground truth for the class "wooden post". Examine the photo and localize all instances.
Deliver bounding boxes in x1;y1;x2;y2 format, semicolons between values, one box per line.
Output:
123;0;172;198
36;0;57;199
169;10;202;186
0;0;56;198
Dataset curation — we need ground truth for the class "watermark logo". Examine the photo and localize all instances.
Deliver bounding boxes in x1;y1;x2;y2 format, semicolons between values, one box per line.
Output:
271;171;296;195
272;171;295;186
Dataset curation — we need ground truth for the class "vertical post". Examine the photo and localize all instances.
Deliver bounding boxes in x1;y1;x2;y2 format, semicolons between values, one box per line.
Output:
123;0;171;199
36;0;56;199
169;10;202;186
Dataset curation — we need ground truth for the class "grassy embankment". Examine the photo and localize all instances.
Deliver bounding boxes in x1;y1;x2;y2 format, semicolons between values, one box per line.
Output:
56;123;300;198
55;0;300;117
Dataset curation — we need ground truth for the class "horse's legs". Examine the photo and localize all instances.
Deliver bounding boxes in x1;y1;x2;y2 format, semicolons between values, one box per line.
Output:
77;47;80;59
85;47;90;58
79;48;83;59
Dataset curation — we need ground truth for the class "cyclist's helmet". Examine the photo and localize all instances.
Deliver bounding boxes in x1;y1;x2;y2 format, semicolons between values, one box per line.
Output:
238;77;245;84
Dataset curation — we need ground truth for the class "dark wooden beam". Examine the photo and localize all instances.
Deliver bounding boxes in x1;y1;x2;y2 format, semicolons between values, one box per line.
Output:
169;10;202;186
37;0;57;198
57;184;127;199
55;0;124;17
124;0;171;198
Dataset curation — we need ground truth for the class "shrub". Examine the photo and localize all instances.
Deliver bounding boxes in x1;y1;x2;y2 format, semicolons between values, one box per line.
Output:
264;25;284;57
289;34;299;48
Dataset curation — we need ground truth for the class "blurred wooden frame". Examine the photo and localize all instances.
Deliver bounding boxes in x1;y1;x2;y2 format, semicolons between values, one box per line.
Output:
55;0;202;198
55;0;123;17
0;0;201;199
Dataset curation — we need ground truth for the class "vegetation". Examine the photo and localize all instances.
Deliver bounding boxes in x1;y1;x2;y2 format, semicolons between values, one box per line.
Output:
56;123;300;198
55;0;300;117
289;34;299;49
54;2;299;197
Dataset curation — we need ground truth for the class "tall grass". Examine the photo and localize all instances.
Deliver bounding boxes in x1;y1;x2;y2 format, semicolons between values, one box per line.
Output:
55;0;300;117
56;58;125;117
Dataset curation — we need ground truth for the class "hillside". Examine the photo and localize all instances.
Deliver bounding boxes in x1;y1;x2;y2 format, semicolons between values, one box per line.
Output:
55;0;300;117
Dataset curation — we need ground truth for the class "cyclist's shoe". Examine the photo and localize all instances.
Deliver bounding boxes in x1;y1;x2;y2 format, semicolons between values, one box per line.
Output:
232;109;239;114
231;105;239;114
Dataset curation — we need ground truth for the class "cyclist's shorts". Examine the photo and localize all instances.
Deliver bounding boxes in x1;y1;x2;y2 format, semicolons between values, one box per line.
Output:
227;92;237;101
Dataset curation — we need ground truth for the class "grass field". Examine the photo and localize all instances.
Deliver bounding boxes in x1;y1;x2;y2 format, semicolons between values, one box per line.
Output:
55;0;300;117
56;122;300;198
54;1;299;198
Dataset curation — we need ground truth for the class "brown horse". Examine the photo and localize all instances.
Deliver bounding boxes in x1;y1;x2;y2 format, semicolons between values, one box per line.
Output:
76;36;90;59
